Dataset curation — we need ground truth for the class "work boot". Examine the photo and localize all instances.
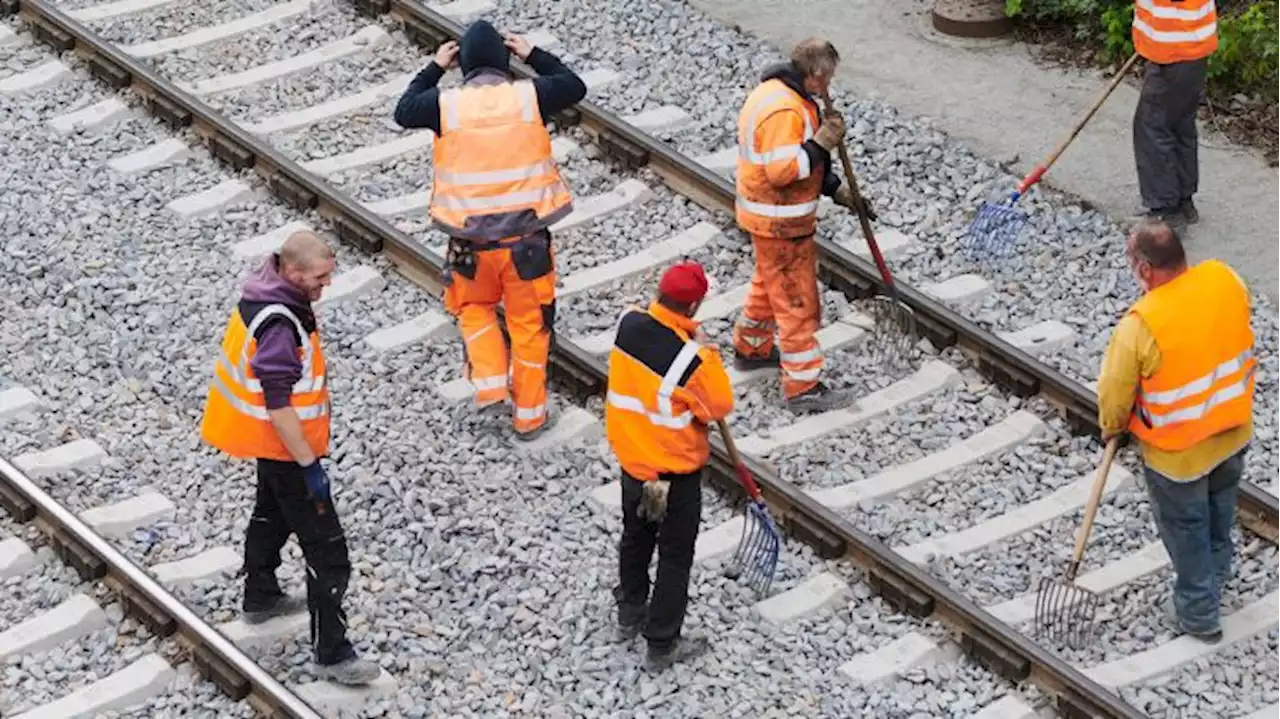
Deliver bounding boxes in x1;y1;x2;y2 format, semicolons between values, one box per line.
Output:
786;383;859;414
615;621;642;642
316;656;381;686
644;635;709;672
1179;197;1199;224
475;396;508;416
1162;597;1222;644
733;348;780;371
1135;207;1187;233
242;594;306;625
514;404;557;443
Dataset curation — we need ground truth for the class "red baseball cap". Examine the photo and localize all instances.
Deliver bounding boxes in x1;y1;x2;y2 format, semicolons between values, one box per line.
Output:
658;260;709;304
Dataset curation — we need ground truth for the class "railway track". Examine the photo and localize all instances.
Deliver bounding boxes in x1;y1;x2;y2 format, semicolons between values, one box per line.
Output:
0;0;1275;716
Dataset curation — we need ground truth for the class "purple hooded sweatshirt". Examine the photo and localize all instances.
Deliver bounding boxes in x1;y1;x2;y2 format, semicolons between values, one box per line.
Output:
241;255;315;411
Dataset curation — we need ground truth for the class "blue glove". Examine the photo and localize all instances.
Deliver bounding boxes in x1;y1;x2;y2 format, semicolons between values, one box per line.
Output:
302;461;330;502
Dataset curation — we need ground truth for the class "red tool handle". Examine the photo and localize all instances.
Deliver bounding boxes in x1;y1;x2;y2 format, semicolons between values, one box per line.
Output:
716;420;763;501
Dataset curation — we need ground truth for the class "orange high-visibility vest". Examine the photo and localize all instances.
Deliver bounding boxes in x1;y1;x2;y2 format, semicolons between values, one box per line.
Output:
200;304;330;462
605;303;735;482
1127;260;1254;451
429;80;573;242
1132;0;1218;64
735;78;824;240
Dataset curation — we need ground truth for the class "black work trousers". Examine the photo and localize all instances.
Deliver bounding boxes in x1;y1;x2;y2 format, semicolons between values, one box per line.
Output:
613;469;703;651
1134;57;1208;211
243;459;354;666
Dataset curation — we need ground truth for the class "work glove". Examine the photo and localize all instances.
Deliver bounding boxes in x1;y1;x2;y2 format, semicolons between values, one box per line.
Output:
812;113;846;152
636;479;671;524
833;185;878;222
302;461;330;503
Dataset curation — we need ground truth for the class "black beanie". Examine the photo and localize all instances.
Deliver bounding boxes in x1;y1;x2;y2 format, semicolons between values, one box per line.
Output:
459;20;509;76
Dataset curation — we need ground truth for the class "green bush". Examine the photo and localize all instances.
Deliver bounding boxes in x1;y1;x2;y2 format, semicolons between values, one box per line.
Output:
1005;0;1279;103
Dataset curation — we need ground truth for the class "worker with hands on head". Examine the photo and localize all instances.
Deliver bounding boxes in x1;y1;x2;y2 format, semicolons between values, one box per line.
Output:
1097;219;1254;644
393;20;587;440
732;37;869;414
199;231;378;686
1130;0;1218;231
605;260;735;672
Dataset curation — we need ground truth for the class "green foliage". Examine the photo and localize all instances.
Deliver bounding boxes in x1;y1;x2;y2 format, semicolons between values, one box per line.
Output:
1005;0;1279;103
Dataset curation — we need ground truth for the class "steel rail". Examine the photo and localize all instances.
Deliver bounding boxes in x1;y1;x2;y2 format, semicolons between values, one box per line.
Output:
0;2;1252;718
0;454;325;719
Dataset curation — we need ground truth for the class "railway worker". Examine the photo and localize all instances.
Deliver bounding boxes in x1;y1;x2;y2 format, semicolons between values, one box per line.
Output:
731;37;869;413
1130;0;1217;230
199;231;379;686
1098;218;1254;643
605;260;735;671
392;20;587;440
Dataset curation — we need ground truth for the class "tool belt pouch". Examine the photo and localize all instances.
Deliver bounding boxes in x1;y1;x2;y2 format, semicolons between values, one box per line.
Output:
512;230;553;281
446;237;478;281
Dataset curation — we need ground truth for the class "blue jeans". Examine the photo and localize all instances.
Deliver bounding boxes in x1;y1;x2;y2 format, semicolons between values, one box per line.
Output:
1142;447;1246;634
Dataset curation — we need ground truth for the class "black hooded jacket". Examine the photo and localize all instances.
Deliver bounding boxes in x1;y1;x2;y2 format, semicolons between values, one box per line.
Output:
394;20;587;132
756;62;841;197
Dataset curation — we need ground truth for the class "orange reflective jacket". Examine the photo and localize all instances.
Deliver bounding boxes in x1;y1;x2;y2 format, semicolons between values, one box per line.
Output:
1133;0;1218;64
430;79;573;242
605;302;735;482
735;78;824;239
200;304;330;462
1127;260;1254;451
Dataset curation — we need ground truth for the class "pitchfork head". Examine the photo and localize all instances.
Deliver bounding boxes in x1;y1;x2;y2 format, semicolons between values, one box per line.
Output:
1033;576;1101;649
963;200;1028;261
863;297;918;371
726;499;781;597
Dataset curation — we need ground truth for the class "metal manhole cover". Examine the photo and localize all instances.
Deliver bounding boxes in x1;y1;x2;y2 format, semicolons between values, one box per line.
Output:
931;0;1013;38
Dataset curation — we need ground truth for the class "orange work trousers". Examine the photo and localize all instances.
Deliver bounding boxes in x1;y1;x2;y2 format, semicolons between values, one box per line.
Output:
732;234;824;399
442;233;556;434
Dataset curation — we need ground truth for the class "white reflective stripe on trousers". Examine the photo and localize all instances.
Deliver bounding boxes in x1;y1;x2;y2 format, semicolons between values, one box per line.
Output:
470;375;507;391
783;366;822;382
780;346;822;364
607;391;694;429
1135;0;1215;21
1141;349;1254;405
516;404;545;421
656;341;701;417
1140;369;1254;428
737;196;820;219
1132;16;1218;42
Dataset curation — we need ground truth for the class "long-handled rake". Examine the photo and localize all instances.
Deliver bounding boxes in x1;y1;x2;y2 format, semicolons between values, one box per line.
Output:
717;420;780;597
1034;436;1120;648
821;93;917;368
964;52;1141;260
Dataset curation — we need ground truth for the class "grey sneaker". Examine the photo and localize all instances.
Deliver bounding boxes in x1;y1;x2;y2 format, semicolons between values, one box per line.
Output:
316;656;380;686
1162;597;1222;643
242;594;306;625
514;405;558;443
644;635;709;672
786;383;859;414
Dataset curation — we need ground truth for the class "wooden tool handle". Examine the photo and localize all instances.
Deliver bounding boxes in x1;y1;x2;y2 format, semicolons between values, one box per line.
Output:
1022;53;1140;194
716;420;763;501
820;93;898;298
1067;436;1121;580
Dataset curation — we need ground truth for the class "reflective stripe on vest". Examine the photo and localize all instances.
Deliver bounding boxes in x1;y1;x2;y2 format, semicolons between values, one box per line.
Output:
200;304;330;461
1126;260;1254;451
430;80;572;240
735;79;824;239
1133;0;1218;63
608;336;701;430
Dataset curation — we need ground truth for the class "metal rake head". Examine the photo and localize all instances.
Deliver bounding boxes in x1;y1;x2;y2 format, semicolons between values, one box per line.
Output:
963;201;1028;260
863;297;919;370
726;499;781;597
1033;576;1101;649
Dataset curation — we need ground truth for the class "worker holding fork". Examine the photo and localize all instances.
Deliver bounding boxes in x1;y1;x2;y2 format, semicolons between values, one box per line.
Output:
1098;218;1254;644
605;260;735;671
732;37;873;413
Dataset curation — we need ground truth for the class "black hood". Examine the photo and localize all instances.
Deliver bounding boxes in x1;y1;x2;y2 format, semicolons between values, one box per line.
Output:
460;20;509;77
760;62;811;103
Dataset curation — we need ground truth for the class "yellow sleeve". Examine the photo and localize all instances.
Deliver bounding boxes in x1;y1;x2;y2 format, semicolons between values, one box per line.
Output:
1096;313;1161;437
